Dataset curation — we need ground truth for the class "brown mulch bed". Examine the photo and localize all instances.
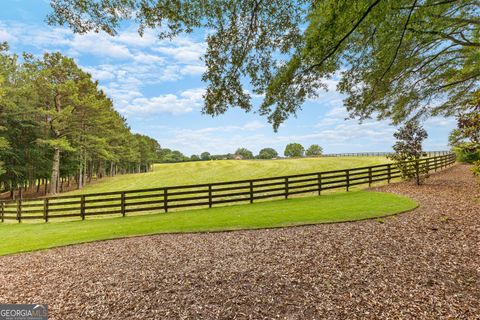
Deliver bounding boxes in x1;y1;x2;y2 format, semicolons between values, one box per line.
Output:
0;164;479;319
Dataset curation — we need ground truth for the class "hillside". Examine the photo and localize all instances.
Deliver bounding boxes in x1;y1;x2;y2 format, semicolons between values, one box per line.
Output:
65;157;390;195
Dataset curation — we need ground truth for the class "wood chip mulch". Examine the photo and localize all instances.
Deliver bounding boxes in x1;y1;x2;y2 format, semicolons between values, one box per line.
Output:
0;164;479;319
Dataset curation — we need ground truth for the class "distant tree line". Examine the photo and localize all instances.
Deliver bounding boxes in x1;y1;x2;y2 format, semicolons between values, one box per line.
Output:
0;44;160;197
158;143;324;163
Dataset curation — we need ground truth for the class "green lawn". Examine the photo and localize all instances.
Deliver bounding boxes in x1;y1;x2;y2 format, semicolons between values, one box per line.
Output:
65;157;389;195
0;191;416;256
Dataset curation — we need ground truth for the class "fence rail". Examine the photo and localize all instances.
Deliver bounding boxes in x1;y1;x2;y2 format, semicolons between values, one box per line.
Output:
321;151;450;157
0;153;456;223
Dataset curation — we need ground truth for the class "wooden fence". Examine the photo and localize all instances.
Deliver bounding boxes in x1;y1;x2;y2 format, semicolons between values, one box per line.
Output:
0;153;456;223
321;151;450;157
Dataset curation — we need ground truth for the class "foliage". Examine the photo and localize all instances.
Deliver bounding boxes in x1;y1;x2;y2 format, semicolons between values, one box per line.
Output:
449;90;480;164
284;143;304;158
48;1;479;130
387;119;428;185
472;160;480;177
0;191;416;255
157;148;189;163
453;145;480;164
257;148;278;159
200;152;211;161
190;154;200;161
235;148;254;160
305;144;323;157
0;46;160;195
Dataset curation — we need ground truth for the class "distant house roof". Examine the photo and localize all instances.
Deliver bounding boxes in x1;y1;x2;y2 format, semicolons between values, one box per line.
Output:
234;154;243;160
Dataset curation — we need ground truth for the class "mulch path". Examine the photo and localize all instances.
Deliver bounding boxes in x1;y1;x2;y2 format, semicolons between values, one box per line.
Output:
0;164;478;319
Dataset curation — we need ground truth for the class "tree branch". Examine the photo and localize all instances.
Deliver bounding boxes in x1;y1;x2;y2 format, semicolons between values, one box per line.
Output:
408;28;480;47
304;0;382;74
379;0;417;81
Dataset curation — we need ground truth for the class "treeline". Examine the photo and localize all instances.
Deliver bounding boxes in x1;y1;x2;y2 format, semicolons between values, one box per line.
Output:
0;44;160;197
158;143;324;163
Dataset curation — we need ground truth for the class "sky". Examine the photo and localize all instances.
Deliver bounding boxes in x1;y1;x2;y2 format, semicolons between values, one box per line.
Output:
0;0;456;156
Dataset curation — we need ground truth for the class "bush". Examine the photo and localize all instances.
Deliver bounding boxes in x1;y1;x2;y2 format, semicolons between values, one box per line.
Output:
472;161;480;177
453;144;480;164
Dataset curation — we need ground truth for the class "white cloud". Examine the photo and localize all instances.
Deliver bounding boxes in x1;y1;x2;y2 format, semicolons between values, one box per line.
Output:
1;21;209;118
180;64;206;75
0;28;16;42
153;37;206;62
121;88;205;114
116;29;158;47
68;33;133;59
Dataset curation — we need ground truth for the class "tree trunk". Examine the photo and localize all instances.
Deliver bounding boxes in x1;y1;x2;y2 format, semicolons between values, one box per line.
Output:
49;147;60;195
78;151;84;189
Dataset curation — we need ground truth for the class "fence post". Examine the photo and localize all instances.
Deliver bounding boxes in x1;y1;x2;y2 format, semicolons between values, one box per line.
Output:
368;167;372;187
208;185;213;208
121;192;126;217
317;173;322;196
1;201;4;223
434;156;438;171
43;198;49;222
16;200;21;223
415;159;420;185
346;170;350;192
80;195;86;220
387;164;392;183
426;157;430;173
285;177;289;199
164;188;168;213
249;181;253;204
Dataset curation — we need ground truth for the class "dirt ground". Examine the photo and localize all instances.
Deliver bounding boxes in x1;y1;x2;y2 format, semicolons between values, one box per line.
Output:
0;164;478;319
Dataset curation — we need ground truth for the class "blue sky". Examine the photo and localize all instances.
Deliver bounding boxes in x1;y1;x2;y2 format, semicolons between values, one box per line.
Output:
0;0;456;156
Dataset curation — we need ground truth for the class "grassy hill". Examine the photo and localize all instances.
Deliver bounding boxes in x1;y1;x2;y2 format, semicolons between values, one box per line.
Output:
66;157;389;195
0;191;416;255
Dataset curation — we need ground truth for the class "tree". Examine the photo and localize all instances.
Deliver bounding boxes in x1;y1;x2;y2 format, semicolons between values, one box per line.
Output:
387;119;428;185
257;148;278;159
0;44;162;196
190;154;200;161
305;144;323;157
284;143;304;158
48;1;479;130
448;90;480;174
200;152;211;161
235;148;254;160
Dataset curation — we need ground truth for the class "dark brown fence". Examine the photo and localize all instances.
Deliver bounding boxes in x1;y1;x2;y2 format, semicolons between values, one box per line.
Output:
321;151;450;157
0;153;456;223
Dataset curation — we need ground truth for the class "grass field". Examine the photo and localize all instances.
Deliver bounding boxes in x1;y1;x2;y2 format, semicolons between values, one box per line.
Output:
66;157;389;195
0;191;416;255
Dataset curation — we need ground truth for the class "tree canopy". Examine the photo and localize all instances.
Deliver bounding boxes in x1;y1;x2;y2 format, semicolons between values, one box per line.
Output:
284;143;305;158
305;144;323;157
0;44;160;196
235;148;254;159
257;148;278;159
48;0;479;130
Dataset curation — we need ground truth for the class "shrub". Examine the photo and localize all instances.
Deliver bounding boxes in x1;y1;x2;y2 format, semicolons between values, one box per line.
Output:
453;144;480;164
387;119;428;185
472;161;480;177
